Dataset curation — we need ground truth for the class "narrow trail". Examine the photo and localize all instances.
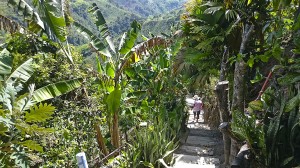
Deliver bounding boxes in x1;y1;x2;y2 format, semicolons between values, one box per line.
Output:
172;108;224;168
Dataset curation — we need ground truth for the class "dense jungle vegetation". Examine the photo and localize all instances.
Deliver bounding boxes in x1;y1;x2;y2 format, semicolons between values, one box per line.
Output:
0;0;300;167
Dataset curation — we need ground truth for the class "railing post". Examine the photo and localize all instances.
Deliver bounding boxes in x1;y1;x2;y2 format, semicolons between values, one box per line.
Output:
76;152;89;168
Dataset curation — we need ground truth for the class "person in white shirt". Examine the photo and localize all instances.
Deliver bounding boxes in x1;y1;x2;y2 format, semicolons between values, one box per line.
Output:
193;95;203;122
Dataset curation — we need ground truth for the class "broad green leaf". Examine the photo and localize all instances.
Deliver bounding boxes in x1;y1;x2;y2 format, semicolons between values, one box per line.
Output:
106;62;115;78
15;84;35;112
74;21;112;57
32;78;82;103
249;100;263;111
25;103;55;122
284;94;300;112
0;49;13;77
106;88;121;114
119;21;141;55
7;0;44;31
6;58;34;83
89;3;116;53
40;0;66;42
19;140;43;152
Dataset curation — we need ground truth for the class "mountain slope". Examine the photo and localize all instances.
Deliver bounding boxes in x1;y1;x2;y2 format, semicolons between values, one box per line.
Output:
112;0;186;17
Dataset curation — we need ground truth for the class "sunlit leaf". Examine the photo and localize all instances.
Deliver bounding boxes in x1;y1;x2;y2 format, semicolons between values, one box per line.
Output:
19;140;43;152
6;58;34;83
106;88;121;115
25;103;55;122
32;78;82;103
0;49;13;79
119;21;141;55
106;62;115;78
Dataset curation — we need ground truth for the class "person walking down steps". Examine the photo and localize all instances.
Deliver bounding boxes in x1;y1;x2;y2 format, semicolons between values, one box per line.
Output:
192;95;203;123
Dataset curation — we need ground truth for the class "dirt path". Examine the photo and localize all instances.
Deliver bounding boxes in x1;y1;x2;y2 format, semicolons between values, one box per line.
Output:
172;109;224;168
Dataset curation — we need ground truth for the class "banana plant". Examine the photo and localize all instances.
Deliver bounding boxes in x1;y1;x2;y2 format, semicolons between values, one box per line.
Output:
74;3;169;150
0;48;82;166
5;0;73;63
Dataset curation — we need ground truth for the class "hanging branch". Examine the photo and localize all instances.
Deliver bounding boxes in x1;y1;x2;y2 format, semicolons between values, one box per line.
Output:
255;71;273;100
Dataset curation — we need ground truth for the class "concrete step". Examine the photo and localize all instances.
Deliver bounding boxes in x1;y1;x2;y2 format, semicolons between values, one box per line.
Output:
175;145;214;156
173;162;217;168
186;136;217;147
189;128;221;137
173;154;220;167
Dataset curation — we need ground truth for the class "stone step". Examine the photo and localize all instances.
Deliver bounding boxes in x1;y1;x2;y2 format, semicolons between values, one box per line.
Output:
173;154;220;167
189;128;221;137
173;162;217;168
175;145;214;156
186;136;217;147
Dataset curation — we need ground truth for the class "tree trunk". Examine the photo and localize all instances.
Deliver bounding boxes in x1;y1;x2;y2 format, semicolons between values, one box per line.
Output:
216;81;230;167
95;124;109;156
111;112;120;148
215;46;231;167
230;24;254;163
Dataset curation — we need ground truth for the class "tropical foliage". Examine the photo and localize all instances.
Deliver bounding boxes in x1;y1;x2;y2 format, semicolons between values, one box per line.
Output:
1;0;299;167
180;0;300;167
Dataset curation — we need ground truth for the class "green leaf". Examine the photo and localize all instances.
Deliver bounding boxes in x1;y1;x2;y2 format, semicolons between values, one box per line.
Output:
106;88;121;114
124;68;135;78
203;6;223;15
280;156;294;167
25;103;55;122
250;68;263;84
247;0;252;5
16;123;54;135
7;0;44;32
106;62;115;78
89;3;116;53
74;21;112;57
284;94;300;112
6;58;34;83
96;55;103;74
0;116;14;128
0;49;13;77
249;100;263;111
32;78;82;103
247;56;255;68
277;73;300;85
19;140;43;152
39;0;67;42
119;20;141;55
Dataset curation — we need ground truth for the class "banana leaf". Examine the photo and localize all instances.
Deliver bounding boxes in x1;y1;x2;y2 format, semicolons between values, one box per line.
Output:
32;78;82;103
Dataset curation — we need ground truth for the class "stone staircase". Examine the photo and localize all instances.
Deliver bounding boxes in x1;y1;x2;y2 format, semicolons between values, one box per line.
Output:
172;109;224;168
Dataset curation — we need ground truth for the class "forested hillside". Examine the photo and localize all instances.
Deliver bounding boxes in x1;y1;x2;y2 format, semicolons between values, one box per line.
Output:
0;0;185;45
112;0;186;17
